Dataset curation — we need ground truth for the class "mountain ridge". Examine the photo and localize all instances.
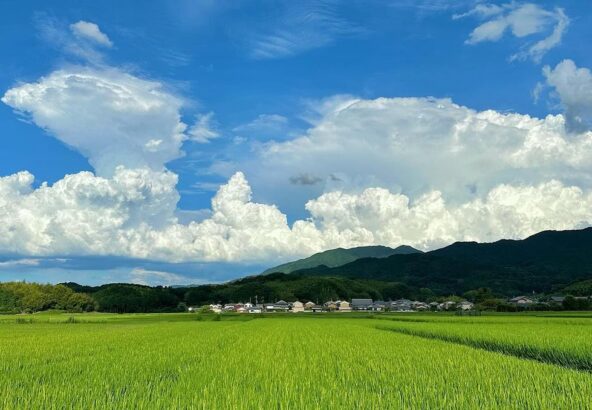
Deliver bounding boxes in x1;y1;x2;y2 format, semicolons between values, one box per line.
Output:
262;245;421;275
288;228;592;295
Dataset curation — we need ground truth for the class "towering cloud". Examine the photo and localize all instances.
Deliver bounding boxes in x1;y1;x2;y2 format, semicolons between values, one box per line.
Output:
3;65;592;267
2;68;187;176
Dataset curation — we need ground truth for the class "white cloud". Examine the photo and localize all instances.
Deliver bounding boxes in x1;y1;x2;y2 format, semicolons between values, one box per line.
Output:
242;96;592;211
246;1;363;59
70;21;113;47
0;167;591;263
305;179;592;251
543;59;592;133
453;4;503;20
188;112;220;143
233;114;289;137
3;67;592;267
129;268;193;286
2;68;187;176
458;3;569;62
0;259;41;268
35;16;112;64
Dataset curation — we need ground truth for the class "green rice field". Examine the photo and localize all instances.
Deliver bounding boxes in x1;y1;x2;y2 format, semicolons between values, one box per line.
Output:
1;312;591;409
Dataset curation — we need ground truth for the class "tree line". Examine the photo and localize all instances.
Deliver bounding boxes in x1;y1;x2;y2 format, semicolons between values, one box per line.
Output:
1;273;591;314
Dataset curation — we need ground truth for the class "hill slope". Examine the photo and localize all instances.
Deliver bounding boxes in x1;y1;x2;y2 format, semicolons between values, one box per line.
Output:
291;228;592;295
262;245;421;275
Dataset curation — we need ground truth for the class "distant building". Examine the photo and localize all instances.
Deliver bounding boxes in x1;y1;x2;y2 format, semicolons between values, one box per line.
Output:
338;301;351;312
264;300;290;312
324;301;338;311
411;301;429;311
509;296;534;306
291;301;304;313
351;299;373;310
311;305;324;313
247;306;262;314
458;301;474;311
371;301;387;311
390;299;412;311
304;301;316;310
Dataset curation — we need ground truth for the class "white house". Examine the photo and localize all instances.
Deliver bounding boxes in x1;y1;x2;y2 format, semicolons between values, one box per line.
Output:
509;296;534;306
291;301;304;313
209;304;222;313
338;301;351;312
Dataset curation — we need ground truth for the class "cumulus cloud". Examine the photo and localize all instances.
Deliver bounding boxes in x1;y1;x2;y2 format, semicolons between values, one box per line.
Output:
2;68;187;176
457;3;569;62
3;66;592;267
1;168;591;263
543;59;592;133
70;21;113;47
243;96;592;211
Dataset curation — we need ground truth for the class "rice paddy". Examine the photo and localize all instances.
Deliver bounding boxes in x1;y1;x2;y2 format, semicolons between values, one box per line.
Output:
1;313;591;409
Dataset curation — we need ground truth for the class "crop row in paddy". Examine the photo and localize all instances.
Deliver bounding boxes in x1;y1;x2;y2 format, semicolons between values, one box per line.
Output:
376;314;592;372
1;316;592;409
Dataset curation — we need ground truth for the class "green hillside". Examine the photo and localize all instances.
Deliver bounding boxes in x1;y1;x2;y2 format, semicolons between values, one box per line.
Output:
262;245;421;275
291;228;592;295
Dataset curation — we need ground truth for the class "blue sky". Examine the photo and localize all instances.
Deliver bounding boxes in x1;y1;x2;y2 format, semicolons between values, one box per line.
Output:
1;0;592;285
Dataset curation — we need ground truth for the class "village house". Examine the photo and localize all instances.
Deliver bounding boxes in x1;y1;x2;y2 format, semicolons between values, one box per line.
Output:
324;301;338;311
338;300;351;312
264;300;290;312
390;299;412;311
351;299;373;311
209;304;222;313
247;305;263;314
509;296;534;306
411;301;429;311
291;301;304;313
371;301;387;311
304;301;316;310
311;304;324;312
457;301;474;311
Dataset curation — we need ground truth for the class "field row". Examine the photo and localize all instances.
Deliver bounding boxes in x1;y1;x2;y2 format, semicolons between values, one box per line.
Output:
375;314;592;371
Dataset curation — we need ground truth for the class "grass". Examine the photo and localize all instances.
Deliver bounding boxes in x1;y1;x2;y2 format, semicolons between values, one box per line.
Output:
1;313;591;408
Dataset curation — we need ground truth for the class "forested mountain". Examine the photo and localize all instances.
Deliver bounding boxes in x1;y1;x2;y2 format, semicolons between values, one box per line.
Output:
290;228;592;295
262;245;421;275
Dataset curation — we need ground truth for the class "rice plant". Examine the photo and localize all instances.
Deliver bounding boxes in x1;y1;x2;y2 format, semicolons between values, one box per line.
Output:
0;315;591;409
